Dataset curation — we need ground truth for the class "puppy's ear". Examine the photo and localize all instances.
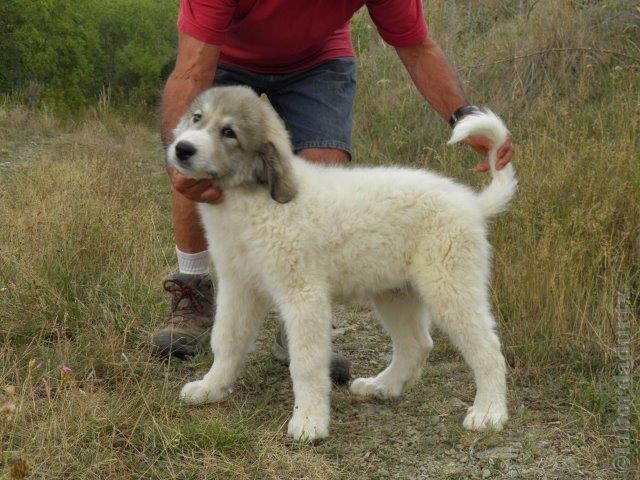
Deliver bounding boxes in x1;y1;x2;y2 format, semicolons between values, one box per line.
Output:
260;139;297;204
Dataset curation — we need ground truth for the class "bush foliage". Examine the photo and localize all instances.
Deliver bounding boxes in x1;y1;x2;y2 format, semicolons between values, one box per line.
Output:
0;0;178;111
2;0;637;113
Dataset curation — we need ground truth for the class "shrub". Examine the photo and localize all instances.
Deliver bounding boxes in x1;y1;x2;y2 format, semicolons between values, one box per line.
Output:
0;0;178;111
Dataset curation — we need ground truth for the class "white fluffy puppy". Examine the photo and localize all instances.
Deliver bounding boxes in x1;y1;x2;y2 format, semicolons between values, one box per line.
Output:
168;86;517;442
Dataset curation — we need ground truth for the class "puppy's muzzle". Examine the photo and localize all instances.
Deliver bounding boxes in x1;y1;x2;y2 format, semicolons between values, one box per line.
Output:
175;141;197;164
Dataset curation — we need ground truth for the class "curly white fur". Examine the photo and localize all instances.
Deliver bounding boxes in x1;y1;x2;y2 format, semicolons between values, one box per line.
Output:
168;86;515;441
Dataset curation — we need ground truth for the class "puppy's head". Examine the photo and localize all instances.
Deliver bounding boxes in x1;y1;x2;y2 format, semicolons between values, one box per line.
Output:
167;86;297;203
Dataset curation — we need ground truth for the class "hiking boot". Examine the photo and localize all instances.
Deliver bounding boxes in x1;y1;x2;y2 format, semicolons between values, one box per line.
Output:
272;326;351;386
150;273;215;358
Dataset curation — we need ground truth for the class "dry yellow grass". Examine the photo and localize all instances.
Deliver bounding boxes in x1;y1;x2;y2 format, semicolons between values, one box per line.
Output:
0;1;638;478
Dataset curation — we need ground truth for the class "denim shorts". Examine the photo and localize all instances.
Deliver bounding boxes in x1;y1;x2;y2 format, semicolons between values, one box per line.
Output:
214;58;357;157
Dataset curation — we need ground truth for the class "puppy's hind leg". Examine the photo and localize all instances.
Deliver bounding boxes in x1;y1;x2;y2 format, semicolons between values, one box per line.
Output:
278;286;333;442
411;242;508;430
427;297;508;430
181;275;269;405
351;290;433;400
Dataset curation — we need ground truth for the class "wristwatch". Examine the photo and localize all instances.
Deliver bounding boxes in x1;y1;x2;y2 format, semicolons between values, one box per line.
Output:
448;105;480;128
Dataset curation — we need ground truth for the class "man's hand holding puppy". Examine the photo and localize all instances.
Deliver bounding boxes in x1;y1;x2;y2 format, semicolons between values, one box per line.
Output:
166;164;224;204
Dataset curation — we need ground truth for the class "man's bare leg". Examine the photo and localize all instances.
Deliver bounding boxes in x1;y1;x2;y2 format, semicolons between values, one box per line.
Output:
172;190;208;254
298;148;350;166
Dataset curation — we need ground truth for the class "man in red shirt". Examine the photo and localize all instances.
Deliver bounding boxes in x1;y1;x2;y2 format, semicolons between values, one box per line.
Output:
151;0;514;379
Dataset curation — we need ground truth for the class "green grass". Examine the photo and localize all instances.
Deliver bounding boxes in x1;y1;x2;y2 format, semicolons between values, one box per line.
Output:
1;0;639;478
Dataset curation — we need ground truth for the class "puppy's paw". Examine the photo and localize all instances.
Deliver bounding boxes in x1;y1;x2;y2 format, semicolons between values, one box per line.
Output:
350;376;402;400
180;380;232;405
463;403;508;431
287;408;329;442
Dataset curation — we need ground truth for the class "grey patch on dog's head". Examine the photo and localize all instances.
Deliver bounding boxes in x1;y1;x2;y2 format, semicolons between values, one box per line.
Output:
168;86;297;203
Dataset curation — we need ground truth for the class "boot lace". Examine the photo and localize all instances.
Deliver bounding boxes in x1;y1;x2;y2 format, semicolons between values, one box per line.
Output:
163;279;205;319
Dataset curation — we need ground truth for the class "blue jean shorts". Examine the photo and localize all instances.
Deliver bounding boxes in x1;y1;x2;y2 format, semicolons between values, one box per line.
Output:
213;58;357;157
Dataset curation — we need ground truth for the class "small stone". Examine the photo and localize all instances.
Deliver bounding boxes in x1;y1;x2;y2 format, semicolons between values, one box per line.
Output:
476;445;521;461
450;397;469;408
428;415;440;426
361;404;383;415
482;468;491;478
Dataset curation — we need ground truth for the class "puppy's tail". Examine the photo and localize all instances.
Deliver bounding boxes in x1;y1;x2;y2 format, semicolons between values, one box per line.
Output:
447;109;517;217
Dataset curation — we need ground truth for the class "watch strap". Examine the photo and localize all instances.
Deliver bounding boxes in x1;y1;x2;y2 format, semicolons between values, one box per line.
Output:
449;105;480;128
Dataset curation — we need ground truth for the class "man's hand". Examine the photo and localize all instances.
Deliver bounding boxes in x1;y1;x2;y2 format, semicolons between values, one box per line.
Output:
463;131;514;173
166;165;224;204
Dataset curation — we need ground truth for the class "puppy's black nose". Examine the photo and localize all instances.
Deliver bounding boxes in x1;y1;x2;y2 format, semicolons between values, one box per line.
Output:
175;141;197;162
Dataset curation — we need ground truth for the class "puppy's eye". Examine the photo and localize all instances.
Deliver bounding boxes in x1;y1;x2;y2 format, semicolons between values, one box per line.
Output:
221;127;236;139
192;112;202;123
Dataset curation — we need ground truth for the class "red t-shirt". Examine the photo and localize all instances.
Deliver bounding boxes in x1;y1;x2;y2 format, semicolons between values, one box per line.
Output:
178;0;428;73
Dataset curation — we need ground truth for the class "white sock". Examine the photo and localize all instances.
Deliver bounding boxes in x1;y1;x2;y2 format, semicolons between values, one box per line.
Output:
175;246;210;275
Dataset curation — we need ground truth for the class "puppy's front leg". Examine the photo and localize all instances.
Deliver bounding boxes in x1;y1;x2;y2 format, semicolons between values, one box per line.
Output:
279;289;333;441
181;277;268;404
